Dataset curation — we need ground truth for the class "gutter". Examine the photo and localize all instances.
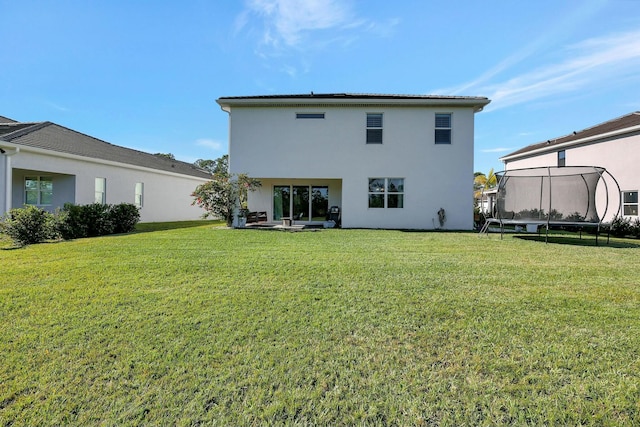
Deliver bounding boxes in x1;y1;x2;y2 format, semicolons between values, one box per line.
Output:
216;96;491;112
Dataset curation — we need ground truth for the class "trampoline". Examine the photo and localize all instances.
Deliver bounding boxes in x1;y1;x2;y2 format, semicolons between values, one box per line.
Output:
480;166;621;244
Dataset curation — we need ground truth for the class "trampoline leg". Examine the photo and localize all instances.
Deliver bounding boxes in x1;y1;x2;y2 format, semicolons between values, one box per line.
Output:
545;225;549;244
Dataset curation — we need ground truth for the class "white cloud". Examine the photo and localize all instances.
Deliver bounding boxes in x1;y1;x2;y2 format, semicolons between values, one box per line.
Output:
481;147;517;153
43;99;69;112
245;0;353;47
476;30;640;112
196;138;225;151
239;0;398;62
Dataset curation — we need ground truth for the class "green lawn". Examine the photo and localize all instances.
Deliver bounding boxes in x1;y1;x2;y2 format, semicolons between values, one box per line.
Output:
1;223;639;426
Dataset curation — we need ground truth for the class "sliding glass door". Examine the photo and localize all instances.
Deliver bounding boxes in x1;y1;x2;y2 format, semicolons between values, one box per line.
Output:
311;186;329;221
274;185;328;222
273;186;290;221
293;186;310;221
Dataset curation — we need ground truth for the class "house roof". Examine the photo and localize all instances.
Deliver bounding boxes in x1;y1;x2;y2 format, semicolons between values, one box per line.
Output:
501;112;640;161
0;115;17;123
0;118;212;179
217;93;490;112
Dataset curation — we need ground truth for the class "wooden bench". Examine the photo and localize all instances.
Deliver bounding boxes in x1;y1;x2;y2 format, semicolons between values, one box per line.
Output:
246;211;267;224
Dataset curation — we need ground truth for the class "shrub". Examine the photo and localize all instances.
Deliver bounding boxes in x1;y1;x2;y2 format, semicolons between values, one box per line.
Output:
109;203;140;234
0;205;59;247
57;203;87;240
58;203;140;239
632;218;640;239
83;203;114;237
608;215;632;238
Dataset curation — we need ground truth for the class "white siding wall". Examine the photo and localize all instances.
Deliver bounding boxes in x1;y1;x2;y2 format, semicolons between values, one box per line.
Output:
9;150;207;222
504;134;640;221
229;106;477;229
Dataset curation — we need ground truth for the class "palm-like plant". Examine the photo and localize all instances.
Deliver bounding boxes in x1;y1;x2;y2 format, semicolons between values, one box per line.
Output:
474;168;497;199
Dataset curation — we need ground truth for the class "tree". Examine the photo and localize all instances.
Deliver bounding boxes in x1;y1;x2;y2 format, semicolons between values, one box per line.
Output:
194;155;228;175
474;168;497;199
154;153;175;160
192;169;261;227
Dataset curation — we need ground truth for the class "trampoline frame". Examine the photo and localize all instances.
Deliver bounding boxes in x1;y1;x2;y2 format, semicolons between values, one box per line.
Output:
479;166;621;244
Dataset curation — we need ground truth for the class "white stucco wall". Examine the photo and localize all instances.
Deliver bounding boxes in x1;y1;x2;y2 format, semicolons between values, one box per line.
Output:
6;149;208;222
228;106;478;229
503;133;640;222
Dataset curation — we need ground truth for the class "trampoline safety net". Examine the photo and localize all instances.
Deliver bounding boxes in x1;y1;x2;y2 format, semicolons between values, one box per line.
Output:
495;166;608;224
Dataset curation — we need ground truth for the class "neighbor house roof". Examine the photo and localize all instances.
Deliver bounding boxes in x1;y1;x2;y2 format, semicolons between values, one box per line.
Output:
0;118;212;179
501;112;640;161
0;115;17;123
217;93;490;112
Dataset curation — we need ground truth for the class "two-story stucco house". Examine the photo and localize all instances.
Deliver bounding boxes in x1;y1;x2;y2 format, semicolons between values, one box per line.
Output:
217;93;490;229
500;112;640;222
1;115;210;222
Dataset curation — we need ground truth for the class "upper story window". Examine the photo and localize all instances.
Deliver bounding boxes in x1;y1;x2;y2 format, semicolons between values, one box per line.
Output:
296;113;325;119
366;113;383;144
95;177;106;204
435;113;452;144
368;178;404;208
623;191;638;216
557;150;566;167
25;176;52;206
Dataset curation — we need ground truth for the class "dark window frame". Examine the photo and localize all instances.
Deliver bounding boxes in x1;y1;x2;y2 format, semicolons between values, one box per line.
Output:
368;177;404;209
435;113;452;144
366;113;383;144
622;190;638;216
557;150;566;167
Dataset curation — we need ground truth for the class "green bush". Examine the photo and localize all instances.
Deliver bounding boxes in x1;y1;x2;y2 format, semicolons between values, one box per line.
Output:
57;203;87;240
632;218;640;238
1;203;141;246
109;203;140;234
609;215;632;238
83;203;114;237
59;203;140;239
0;205;59;247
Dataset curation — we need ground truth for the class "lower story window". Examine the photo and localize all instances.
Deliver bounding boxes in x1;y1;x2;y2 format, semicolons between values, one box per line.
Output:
95;177;106;204
25;176;53;205
623;191;638;216
135;182;144;207
273;185;329;221
368;178;404;208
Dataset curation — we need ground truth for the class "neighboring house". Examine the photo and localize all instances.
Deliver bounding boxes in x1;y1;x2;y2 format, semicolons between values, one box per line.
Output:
500;112;640;222
0;116;210;222
217;93;490;229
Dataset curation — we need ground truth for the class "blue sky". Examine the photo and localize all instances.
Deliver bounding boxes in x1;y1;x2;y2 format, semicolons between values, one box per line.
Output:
2;0;640;174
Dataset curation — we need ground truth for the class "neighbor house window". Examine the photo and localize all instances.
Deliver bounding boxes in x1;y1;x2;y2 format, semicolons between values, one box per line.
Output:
435;113;452;144
623;191;638;216
135;182;144;208
296;113;325;119
368;178;404;208
24;176;53;205
366;113;383;144
558;150;566;167
95;178;106;204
